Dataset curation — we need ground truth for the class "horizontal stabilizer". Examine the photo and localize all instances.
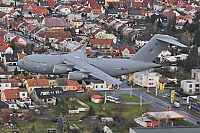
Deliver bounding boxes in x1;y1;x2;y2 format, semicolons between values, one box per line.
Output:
157;38;187;47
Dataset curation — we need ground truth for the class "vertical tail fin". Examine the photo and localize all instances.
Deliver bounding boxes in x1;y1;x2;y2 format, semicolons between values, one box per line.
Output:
130;34;186;62
67;42;88;58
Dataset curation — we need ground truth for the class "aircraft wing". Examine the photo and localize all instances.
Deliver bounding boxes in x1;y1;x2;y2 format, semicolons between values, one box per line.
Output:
65;57;122;85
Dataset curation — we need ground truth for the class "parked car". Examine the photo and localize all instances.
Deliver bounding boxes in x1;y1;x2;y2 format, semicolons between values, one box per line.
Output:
163;94;170;99
175;92;182;97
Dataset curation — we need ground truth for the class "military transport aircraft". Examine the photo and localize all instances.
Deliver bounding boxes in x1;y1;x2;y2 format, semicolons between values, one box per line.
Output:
17;34;186;85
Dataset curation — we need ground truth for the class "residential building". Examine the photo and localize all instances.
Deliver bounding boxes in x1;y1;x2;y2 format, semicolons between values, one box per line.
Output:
181;80;200;95
4;101;18;109
31;87;63;105
191;69;200;80
1;89;20;102
134;72;161;88
0;82;11;93
24;78;50;93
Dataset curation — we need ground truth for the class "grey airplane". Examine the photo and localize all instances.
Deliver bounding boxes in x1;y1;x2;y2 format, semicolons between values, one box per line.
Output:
18;34;186;85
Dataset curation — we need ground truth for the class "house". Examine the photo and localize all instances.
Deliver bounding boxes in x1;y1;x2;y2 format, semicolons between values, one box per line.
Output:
128;9;142;19
32;7;49;16
134;72;161;88
42;17;70;31
25;78;50;93
1;89;20;102
0;82;12;93
3;53;18;66
66;78;82;91
7;66;26;75
135;34;152;48
176;14;193;24
24;16;42;26
38;31;72;43
118;8;128;19
32;87;63;105
4;32;16;42
119;46;135;58
0;4;13;13
107;9;118;18
67;13;82;24
91;94;102;103
0;101;8;109
60;6;71;15
0;71;12;79
90;80;113;90
24;23;38;37
0;44;13;54
4;101;18;109
181;79;200;95
1;78;21;88
89;38;113;50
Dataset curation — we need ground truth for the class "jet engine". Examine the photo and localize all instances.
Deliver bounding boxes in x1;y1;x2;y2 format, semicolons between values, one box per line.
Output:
53;64;72;74
68;71;88;80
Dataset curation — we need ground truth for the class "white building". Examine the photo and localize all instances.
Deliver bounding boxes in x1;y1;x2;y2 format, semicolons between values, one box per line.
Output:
4;101;18;110
0;82;12;93
181;80;200;95
134;72;161;88
191;69;200;80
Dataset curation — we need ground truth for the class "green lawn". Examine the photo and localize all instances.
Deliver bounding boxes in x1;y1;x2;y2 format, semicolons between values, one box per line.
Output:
120;94;140;102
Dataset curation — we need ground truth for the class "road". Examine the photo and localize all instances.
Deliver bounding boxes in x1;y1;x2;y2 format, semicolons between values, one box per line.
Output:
110;88;200;126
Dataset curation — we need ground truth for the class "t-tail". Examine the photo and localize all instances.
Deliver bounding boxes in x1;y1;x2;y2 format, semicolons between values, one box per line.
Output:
130;34;187;62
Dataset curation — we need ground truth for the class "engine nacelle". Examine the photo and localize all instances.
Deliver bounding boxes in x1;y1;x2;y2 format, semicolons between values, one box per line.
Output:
68;71;88;80
53;64;72;74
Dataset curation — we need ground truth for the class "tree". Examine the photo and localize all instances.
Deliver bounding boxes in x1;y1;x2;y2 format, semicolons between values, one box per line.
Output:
108;2;114;9
146;15;151;23
183;46;198;72
150;15;156;25
86;106;95;116
57;113;64;132
92;124;103;133
193;11;200;22
29;125;36;133
193;28;200;47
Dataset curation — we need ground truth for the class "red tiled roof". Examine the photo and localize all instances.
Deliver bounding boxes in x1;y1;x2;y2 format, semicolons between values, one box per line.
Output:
132;2;142;8
88;0;98;7
44;17;69;27
0;36;5;43
66;78;80;86
48;0;56;7
26;78;49;86
32;7;49;15
90;39;113;45
18;53;27;60
36;79;49;87
91;94;102;99
26;79;37;86
3;89;20;100
119;46;135;56
23;2;37;10
26;23;38;31
41;31;72;38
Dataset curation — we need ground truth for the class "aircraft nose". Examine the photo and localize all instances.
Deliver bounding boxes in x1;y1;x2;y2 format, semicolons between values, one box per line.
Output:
17;59;25;68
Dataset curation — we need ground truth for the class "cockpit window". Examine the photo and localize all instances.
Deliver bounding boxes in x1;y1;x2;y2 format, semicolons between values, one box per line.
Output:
23;57;29;61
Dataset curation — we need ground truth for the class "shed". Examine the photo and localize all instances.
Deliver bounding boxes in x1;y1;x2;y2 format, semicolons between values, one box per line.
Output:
91;94;102;103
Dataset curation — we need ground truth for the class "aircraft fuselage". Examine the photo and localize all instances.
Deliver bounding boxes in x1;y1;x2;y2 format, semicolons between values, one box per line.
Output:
18;54;160;76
